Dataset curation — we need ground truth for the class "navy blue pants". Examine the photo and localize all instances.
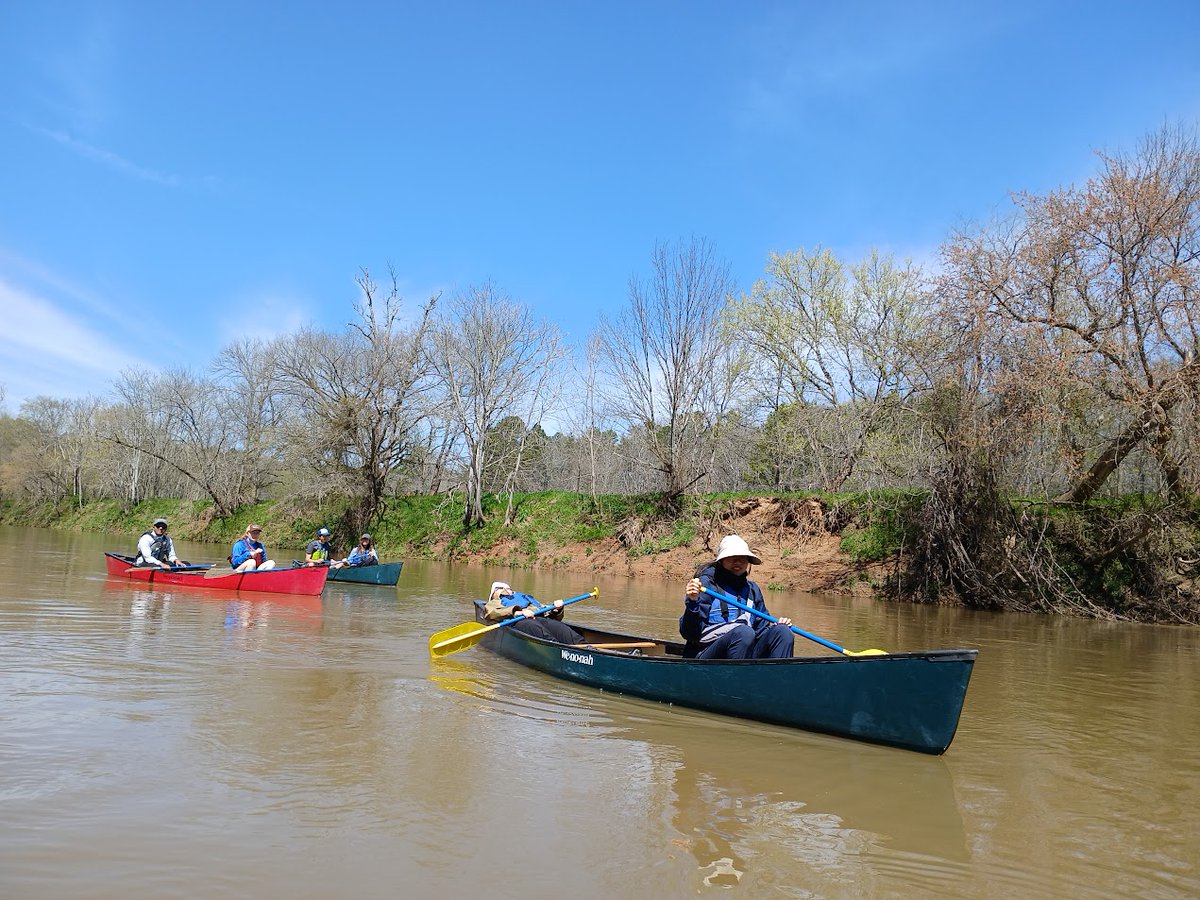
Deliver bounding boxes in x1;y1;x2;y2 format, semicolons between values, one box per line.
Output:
511;616;582;645
697;623;793;659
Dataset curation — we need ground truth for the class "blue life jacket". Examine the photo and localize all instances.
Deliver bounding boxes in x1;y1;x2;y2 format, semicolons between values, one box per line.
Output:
506;591;541;611
346;546;377;566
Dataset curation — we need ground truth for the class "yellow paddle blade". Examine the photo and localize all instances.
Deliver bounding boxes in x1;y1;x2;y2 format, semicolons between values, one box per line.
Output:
429;621;497;658
431;621;485;643
844;648;889;657
430;620;486;646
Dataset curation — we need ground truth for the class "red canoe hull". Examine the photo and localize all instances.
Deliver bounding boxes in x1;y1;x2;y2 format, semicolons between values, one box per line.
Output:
104;553;328;596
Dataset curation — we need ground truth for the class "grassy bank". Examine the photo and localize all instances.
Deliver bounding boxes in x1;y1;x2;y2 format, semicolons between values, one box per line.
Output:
0;490;901;567
4;490;1196;623
0;492;677;561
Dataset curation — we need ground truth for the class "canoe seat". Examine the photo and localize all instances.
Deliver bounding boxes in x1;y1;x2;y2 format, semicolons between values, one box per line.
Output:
582;641;663;656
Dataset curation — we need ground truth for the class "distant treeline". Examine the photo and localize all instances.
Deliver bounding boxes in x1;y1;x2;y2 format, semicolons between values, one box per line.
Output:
1;124;1198;622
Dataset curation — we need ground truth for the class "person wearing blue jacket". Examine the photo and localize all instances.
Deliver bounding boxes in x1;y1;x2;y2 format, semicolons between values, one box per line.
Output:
231;524;276;571
680;534;794;659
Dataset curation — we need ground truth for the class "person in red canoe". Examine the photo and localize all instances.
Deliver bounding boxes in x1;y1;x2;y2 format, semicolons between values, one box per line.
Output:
135;517;184;568
231;524;275;571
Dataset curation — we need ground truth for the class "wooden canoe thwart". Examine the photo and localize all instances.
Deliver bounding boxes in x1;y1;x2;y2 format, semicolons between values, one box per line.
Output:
104;553;328;597
327;561;403;585
469;601;976;755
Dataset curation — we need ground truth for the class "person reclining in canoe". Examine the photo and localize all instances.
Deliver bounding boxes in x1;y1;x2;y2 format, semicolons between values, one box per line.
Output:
331;533;378;569
135;517;185;569
304;527;335;567
484;581;584;644
681;534;794;660
231;524;276;571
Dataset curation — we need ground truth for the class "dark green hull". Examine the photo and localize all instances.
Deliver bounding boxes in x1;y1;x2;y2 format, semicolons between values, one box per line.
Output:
472;602;975;754
328;562;403;585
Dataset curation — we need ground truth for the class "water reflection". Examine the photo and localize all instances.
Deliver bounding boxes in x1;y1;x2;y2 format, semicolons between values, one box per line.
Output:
128;589;170;627
219;596;323;654
101;579;324;647
429;649;968;893
428;655;495;703
638;715;967;893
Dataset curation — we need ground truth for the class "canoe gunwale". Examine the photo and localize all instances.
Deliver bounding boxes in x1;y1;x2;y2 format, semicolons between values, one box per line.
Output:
469;601;975;665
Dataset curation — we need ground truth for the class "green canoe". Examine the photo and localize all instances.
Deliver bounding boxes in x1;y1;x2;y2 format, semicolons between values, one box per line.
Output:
469;600;976;754
327;561;403;585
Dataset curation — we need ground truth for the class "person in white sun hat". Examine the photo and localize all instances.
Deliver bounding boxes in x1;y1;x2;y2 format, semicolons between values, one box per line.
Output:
483;581;583;644
680;534;794;659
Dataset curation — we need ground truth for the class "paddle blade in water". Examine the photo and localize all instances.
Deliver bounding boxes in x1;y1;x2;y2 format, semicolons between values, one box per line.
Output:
429;622;493;658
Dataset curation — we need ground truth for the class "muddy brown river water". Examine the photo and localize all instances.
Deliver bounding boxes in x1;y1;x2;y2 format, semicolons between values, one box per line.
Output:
1;526;1197;898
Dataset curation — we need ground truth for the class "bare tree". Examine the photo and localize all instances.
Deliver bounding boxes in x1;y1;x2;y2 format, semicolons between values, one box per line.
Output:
594;237;741;498
428;282;564;528
105;368;253;517
273;268;437;532
576;334;606;501
15;396;100;505
942;123;1200;503
211;338;285;505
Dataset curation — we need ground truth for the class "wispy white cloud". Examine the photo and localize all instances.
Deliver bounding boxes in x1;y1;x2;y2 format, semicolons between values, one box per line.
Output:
38;13;116;138
0;246;137;326
732;6;1014;134
19;15;211;189
26;122;193;188
0;276;150;409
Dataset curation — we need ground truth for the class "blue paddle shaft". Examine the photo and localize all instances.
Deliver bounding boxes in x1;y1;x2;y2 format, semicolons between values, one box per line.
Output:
493;590;595;628
700;585;848;655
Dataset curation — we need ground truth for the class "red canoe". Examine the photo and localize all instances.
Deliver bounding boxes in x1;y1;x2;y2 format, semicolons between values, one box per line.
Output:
104;553;328;597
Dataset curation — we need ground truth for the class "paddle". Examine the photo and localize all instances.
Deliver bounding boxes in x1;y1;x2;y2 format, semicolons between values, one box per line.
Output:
429;588;599;659
699;585;888;656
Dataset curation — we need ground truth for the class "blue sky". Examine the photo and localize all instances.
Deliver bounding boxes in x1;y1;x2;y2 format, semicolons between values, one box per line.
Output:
2;1;1198;411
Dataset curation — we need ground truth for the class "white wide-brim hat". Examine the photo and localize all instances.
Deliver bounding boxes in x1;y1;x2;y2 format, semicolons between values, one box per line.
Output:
714;535;762;565
490;581;512;599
